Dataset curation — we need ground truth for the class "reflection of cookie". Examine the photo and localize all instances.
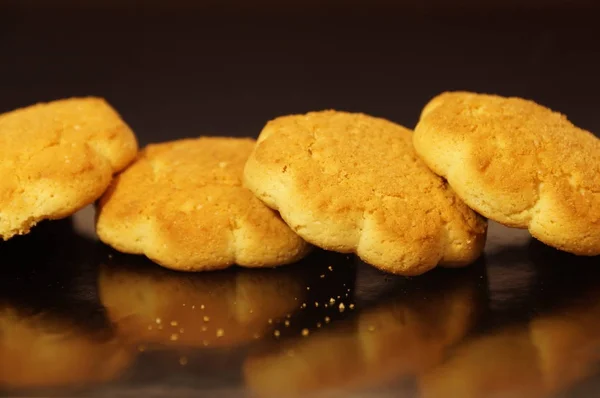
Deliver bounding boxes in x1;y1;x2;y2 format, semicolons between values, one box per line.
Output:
244;111;486;275
0;307;131;388
0;98;138;240
98;258;306;348
244;268;480;396
414;92;600;255
419;328;546;398
530;291;600;394
96;137;310;271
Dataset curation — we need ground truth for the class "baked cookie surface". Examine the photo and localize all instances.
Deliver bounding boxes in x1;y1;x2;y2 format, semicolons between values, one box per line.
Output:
96;137;310;271
414;92;600;255
0;98;138;240
244;111;486;275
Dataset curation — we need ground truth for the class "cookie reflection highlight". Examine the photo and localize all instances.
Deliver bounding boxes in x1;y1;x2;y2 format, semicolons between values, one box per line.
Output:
244;266;484;396
420;262;600;397
0;219;131;389
98;253;310;348
0;309;131;389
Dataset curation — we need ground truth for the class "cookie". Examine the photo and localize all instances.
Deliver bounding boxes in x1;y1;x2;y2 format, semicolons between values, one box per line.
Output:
96;137;310;271
0;97;138;240
243;111;487;275
414;92;600;256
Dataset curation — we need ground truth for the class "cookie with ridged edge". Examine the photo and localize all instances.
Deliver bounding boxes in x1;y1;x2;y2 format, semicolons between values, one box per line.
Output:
243;110;486;275
414;91;600;255
0;97;138;240
96;137;310;271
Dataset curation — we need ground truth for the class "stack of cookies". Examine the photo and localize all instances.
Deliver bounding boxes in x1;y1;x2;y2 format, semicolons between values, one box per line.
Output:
1;92;598;275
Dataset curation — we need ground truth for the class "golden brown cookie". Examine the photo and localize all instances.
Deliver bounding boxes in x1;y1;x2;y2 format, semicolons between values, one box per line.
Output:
414;91;600;255
244;111;486;275
96;137;310;271
0;98;138;240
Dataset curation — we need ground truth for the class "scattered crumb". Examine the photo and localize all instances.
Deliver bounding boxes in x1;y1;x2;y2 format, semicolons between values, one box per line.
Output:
158;325;163;330
253;333;260;339
328;266;333;271
349;304;355;310
329;298;335;305
324;316;331;324
315;302;319;308
203;340;209;346
179;357;188;366
192;305;196;309
203;316;210;322
182;303;186;307
155;318;162;324
306;286;311;291
274;330;281;338
339;303;345;312
201;304;205;310
170;333;179;341
170;321;178;326
316;322;322;328
137;345;146;352
301;328;310;337
147;325;153;331
268;318;273;324
201;326;208;332
320;274;325;278
216;329;224;338
179;328;185;333
284;320;290;327
301;303;307;309
286;314;292;319
368;326;376;332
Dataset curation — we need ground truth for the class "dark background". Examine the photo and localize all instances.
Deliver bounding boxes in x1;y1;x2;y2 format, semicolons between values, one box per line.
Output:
1;0;599;145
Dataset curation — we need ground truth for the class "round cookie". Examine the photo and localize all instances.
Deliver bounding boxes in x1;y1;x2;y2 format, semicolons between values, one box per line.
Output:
413;92;600;256
0;97;138;240
96;137;310;271
243;111;487;275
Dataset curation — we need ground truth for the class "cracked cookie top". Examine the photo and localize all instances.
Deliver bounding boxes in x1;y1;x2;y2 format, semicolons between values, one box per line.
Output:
96;137;310;271
414;91;600;255
244;110;486;275
0;97;138;239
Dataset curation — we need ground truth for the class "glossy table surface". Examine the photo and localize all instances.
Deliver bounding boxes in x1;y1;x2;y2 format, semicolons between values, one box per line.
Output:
1;3;600;397
1;209;600;397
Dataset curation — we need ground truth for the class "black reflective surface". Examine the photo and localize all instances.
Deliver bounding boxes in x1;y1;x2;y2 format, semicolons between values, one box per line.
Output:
1;214;599;397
